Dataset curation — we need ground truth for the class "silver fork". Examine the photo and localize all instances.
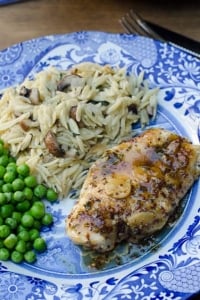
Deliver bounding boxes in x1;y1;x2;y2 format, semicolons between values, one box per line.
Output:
119;10;200;59
120;10;165;42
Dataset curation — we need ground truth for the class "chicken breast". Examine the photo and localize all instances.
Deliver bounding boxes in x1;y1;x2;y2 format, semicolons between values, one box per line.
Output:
66;128;200;252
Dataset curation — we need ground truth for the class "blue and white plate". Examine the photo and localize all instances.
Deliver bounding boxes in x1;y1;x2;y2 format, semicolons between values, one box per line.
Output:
0;31;200;300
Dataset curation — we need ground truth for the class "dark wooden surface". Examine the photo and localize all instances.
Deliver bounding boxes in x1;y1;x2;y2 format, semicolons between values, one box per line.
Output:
0;0;199;50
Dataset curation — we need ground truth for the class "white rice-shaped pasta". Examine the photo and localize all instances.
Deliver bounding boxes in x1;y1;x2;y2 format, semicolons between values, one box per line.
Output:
0;62;159;199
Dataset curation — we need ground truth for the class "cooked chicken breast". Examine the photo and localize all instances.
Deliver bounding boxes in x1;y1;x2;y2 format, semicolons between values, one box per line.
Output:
66;128;200;252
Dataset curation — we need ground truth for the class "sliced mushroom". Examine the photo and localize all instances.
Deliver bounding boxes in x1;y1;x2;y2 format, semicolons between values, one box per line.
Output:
69;106;77;121
128;103;138;114
57;74;85;92
20;120;30;131
19;86;31;97
44;131;65;158
69;106;84;128
19;86;40;105
19;119;39;131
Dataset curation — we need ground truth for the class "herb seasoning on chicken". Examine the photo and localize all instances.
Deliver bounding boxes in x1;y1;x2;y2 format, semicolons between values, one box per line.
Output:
66;128;200;252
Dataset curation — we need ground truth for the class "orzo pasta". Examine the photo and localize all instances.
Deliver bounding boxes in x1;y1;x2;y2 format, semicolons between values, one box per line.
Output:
0;62;158;198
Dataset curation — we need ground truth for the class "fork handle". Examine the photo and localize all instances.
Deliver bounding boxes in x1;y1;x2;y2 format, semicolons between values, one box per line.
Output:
145;20;200;58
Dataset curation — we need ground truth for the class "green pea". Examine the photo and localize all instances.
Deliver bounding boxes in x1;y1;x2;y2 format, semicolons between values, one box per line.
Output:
42;213;53;226
17;225;27;232
23;187;33;200
6;162;17;173
0;216;3;226
0;224;11;238
0;155;9;167
12;178;25;191
17;230;30;242
0;165;6;178
4;192;13;202
13;191;25;202
17;163;30;177
33;184;47;198
2;183;13;193
3;233;18;249
3;171;16;183
5;217;17;230
24;175;37;188
24;250;36;263
33;237;47;252
21;214;34;228
15;240;27;253
12;211;22;224
0;248;10;260
16;200;31;212
30;202;45;219
11;250;23;263
0;204;14;218
29;228;40;241
33;201;45;209
0;193;7;205
46;188;58;202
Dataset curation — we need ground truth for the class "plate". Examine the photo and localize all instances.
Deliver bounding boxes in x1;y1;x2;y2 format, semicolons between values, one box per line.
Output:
0;31;200;300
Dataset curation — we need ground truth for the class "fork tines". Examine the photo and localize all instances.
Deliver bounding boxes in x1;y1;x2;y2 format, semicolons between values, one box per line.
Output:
120;10;164;41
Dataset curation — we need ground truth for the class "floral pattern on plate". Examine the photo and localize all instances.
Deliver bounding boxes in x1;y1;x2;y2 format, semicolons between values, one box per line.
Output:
0;31;200;300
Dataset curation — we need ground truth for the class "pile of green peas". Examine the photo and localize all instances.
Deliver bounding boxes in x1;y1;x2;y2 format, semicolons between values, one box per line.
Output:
0;139;58;264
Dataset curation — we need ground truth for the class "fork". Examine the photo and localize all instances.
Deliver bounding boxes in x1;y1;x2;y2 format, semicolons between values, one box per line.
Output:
119;10;200;58
120;10;165;42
